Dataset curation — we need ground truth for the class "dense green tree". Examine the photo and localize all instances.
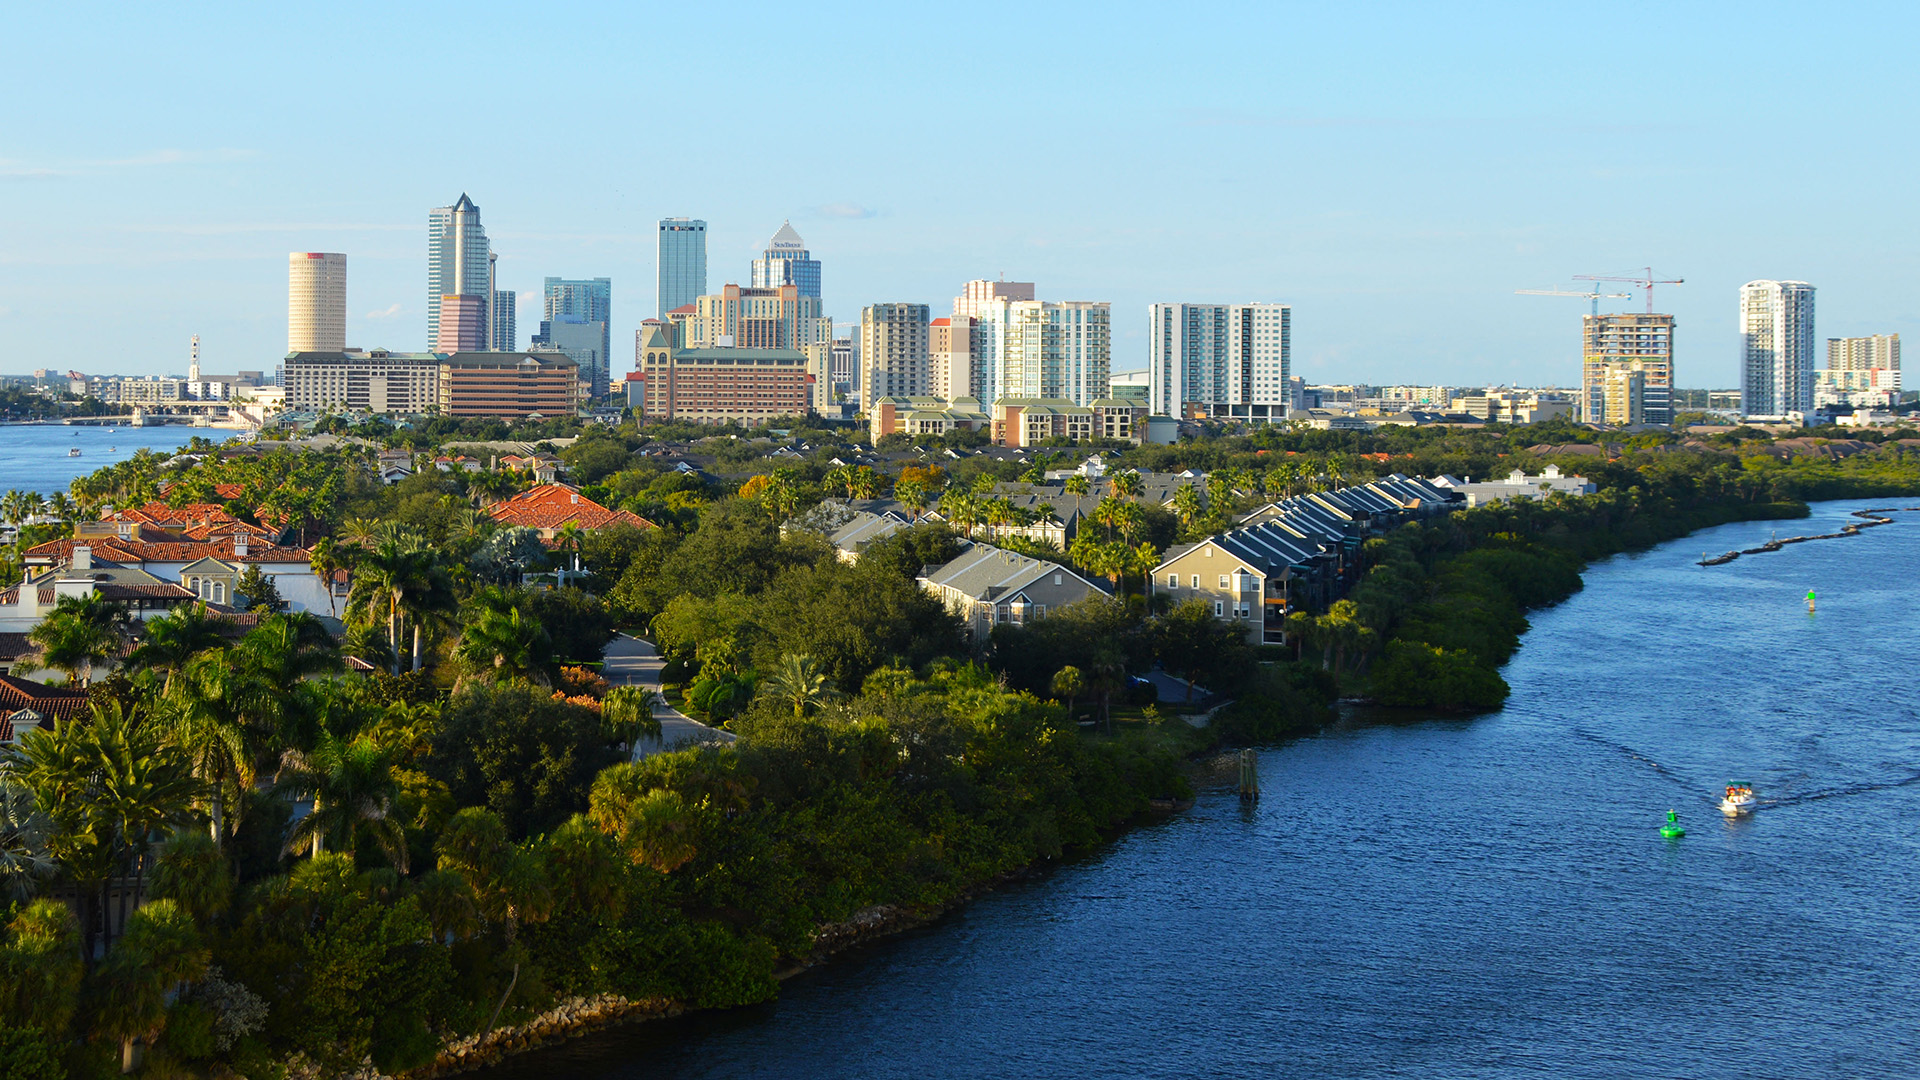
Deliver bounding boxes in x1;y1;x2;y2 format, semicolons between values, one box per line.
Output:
26;592;131;686
429;685;616;838
531;586;615;664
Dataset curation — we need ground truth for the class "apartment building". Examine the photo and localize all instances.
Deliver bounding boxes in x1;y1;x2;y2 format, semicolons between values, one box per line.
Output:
1740;280;1817;416
1816;333;1901;407
861;303;931;402
1147;303;1291;421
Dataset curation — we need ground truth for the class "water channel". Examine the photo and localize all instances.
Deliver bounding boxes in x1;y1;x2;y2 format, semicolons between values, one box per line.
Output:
487;500;1920;1078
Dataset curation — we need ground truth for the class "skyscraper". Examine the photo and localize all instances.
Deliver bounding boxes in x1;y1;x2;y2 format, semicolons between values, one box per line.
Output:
428;195;491;352
435;295;487;353
657;218;707;318
539;277;612;396
491;290;517;352
954;279;1035;318
288;252;347;352
1581;313;1674;426
861;304;931;403
1740;280;1817;415
750;222;821;299
1147;303;1290;420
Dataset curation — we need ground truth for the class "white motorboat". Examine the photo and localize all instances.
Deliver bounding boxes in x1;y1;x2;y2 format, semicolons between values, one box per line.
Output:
1720;781;1756;816
67;447;82;458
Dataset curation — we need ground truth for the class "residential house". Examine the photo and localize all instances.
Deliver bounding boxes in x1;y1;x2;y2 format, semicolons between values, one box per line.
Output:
917;543;1110;638
1428;464;1595;507
483;484;655;541
23;531;331;616
1156;475;1458;643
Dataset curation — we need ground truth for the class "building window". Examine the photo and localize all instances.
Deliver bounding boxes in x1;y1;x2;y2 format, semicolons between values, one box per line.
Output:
1191;575;1200;589
1219;575;1230;589
1214;601;1224;617
1166;573;1178;589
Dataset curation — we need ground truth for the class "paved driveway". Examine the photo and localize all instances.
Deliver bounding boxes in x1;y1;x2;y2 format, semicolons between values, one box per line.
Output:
602;633;736;759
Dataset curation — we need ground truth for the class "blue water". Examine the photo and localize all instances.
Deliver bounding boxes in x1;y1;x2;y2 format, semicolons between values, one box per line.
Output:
0;423;210;496
486;500;1920;1079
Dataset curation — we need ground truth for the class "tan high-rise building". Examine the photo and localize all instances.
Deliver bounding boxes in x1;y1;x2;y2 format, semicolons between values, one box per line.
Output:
1582;313;1674;426
954;279;1034;318
288;253;347;352
861;304;930;403
930;316;975;399
435;295;488;353
684;284;829;350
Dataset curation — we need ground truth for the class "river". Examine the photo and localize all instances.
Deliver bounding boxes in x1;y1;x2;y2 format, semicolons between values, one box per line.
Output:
0;423;211;497
484;500;1920;1079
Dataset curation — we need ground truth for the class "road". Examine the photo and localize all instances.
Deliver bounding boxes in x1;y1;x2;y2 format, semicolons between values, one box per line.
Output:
601;633;736;759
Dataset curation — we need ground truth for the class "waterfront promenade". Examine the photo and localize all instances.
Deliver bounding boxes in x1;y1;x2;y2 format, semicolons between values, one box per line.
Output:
601;633;735;758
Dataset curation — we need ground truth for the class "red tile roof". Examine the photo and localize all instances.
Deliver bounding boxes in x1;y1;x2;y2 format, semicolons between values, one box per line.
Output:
483;485;654;533
26;536;314;565
0;674;91;721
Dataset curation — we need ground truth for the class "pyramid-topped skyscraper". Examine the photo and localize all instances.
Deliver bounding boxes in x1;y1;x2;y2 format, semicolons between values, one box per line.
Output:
750;221;821;300
428;194;491;351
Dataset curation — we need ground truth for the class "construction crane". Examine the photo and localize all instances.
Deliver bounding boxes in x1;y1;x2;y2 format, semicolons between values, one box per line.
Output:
1515;287;1632;317
1574;267;1683;314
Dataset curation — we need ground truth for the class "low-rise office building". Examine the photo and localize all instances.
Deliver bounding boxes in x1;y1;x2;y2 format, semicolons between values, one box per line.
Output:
631;322;814;425
283;350;440;413
438;351;580;418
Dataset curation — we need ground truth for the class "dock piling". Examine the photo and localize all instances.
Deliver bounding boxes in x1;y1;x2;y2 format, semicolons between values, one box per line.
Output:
1238;749;1260;802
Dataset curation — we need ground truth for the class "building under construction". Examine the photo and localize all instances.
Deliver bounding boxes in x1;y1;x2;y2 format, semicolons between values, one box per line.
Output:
1582;313;1674;426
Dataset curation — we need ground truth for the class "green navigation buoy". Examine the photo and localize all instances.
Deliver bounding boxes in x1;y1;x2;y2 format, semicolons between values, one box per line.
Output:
1807;588;1817;613
1660;809;1686;839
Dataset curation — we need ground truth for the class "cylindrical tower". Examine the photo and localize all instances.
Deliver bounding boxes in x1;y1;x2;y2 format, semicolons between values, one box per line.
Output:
289;252;347;352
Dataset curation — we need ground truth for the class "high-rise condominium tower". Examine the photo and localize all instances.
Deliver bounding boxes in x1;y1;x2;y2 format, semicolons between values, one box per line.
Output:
539;277;613;397
288;252;347;352
492;290;517;352
750;222;821;299
1147;303;1290;420
954;279;1035;319
657;218;707;318
1581;314;1674;426
860;304;931;403
1740;280;1817;415
428;194;491;351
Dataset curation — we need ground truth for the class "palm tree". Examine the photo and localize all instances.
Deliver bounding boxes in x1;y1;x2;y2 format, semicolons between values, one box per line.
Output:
0;779;54;902
1063;474;1090;497
940;490;981;539
759;653;839;717
126;602;227;694
95;900;208;1074
153;685;253;846
1050;665;1085;722
601;686;663;750
347;534;441;675
453;587;553;686
1171;484;1202;532
275;733;409;871
307;537;349;619
846;467;881;501
27;592;132;687
1108;469;1143;499
894;478;929;521
554;522;587;584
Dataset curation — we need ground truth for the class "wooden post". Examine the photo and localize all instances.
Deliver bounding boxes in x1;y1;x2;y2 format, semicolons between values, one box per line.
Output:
1238;748;1260;802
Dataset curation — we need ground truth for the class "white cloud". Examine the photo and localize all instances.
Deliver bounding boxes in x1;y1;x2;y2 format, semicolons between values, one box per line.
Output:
817;202;875;220
365;303;402;320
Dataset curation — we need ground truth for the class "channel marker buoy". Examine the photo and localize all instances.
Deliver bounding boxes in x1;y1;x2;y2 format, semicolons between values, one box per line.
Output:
1660;809;1685;839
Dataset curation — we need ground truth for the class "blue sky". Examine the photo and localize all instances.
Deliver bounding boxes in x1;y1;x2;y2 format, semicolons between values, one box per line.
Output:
3;2;1914;387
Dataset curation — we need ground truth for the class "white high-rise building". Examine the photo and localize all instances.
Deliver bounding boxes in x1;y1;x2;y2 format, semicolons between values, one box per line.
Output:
956;284;1108;405
1147;303;1291;420
427;194;491;352
1739;281;1816;416
288;252;347;352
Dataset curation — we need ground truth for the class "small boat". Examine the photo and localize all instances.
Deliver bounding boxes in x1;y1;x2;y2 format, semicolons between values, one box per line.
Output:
1660;809;1686;838
1720;781;1756;816
67;447;81;458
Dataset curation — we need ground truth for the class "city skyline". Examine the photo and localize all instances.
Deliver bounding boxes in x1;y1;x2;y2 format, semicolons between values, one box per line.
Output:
4;6;1916;387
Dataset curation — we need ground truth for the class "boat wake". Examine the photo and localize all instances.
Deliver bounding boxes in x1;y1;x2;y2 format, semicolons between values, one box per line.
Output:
1758;771;1920;809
